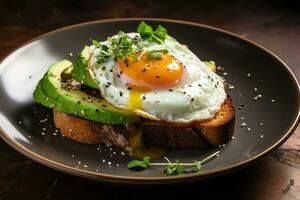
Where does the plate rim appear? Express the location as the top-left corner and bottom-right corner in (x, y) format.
(0, 17), (299, 184)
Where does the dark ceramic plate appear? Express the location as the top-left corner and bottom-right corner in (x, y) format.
(0, 18), (299, 184)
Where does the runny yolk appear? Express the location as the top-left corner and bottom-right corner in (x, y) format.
(117, 53), (184, 90)
(128, 88), (144, 110)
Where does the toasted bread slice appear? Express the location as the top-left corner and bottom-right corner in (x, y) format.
(53, 96), (235, 149)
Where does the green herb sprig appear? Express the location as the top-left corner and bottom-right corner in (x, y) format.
(137, 21), (168, 44)
(127, 151), (220, 175)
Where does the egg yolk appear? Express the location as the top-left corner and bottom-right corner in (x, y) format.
(117, 53), (184, 90)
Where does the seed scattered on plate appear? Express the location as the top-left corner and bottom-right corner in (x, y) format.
(259, 122), (264, 126)
(247, 73), (251, 78)
(253, 94), (262, 101)
(108, 161), (112, 165)
(18, 121), (23, 124)
(78, 161), (81, 164)
(83, 165), (88, 168)
(28, 135), (32, 138)
(271, 99), (275, 103)
(260, 134), (264, 138)
(254, 88), (258, 91)
(241, 117), (245, 120)
(69, 52), (73, 57)
(41, 132), (45, 136)
(223, 72), (228, 76)
(228, 85), (235, 90)
(52, 132), (58, 136)
(72, 154), (75, 158)
(247, 128), (251, 132)
(241, 122), (246, 127)
(231, 136), (235, 139)
(102, 159), (106, 163)
(40, 118), (48, 123)
(121, 152), (125, 156)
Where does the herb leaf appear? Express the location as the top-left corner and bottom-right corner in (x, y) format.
(127, 160), (148, 169)
(127, 156), (150, 169)
(137, 21), (153, 40)
(137, 21), (168, 44)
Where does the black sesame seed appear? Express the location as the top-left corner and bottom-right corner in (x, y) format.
(183, 91), (186, 94)
(127, 87), (132, 90)
(119, 91), (123, 96)
(156, 76), (160, 79)
(102, 104), (107, 107)
(77, 101), (81, 104)
(198, 84), (202, 87)
(105, 85), (109, 88)
(147, 64), (150, 67)
(143, 95), (146, 100)
(96, 109), (99, 112)
(120, 70), (123, 74)
(215, 85), (217, 88)
(191, 98), (194, 101)
(101, 66), (106, 71)
(82, 98), (86, 101)
(188, 84), (192, 87)
(117, 74), (120, 78)
(169, 89), (173, 92)
(142, 68), (146, 72)
(110, 69), (113, 72)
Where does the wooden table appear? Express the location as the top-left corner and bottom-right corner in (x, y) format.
(0, 1), (299, 199)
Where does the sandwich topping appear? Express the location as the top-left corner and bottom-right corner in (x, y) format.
(89, 22), (227, 123)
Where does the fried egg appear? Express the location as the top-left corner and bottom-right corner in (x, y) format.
(89, 33), (226, 123)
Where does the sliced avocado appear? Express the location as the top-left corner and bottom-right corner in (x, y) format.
(34, 60), (139, 124)
(71, 46), (98, 89)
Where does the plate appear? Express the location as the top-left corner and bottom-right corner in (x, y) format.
(0, 18), (299, 184)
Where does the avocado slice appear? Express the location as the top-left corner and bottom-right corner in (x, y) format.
(71, 46), (98, 89)
(34, 60), (139, 124)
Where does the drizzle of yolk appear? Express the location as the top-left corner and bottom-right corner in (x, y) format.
(128, 89), (143, 110)
(117, 53), (184, 90)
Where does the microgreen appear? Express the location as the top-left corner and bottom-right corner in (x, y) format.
(137, 21), (168, 44)
(146, 49), (169, 60)
(127, 151), (220, 176)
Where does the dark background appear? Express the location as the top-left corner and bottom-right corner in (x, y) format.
(0, 0), (299, 199)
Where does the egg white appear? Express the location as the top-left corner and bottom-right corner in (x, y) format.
(89, 33), (227, 123)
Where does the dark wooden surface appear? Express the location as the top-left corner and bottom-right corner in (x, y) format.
(0, 1), (299, 199)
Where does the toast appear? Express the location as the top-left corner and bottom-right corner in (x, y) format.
(53, 96), (235, 149)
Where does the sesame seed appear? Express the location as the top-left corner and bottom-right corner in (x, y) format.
(254, 88), (258, 91)
(241, 122), (246, 127)
(231, 136), (235, 139)
(156, 75), (160, 79)
(96, 109), (99, 112)
(259, 122), (264, 126)
(83, 165), (88, 168)
(121, 152), (125, 156)
(198, 84), (202, 87)
(120, 71), (123, 74)
(77, 101), (81, 104)
(271, 99), (275, 103)
(169, 89), (173, 92)
(241, 117), (245, 120)
(81, 110), (85, 115)
(223, 72), (228, 76)
(127, 87), (132, 90)
(142, 68), (146, 72)
(119, 91), (123, 96)
(110, 69), (113, 72)
(41, 132), (45, 136)
(69, 52), (73, 57)
(101, 66), (106, 71)
(102, 105), (107, 107)
(108, 161), (112, 165)
(247, 128), (251, 132)
(247, 73), (251, 78)
(183, 91), (186, 94)
(78, 161), (81, 164)
(102, 159), (106, 163)
(117, 74), (120, 78)
(228, 85), (235, 90)
(18, 121), (23, 124)
(260, 135), (264, 138)
(191, 98), (194, 102)
(142, 95), (146, 100)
